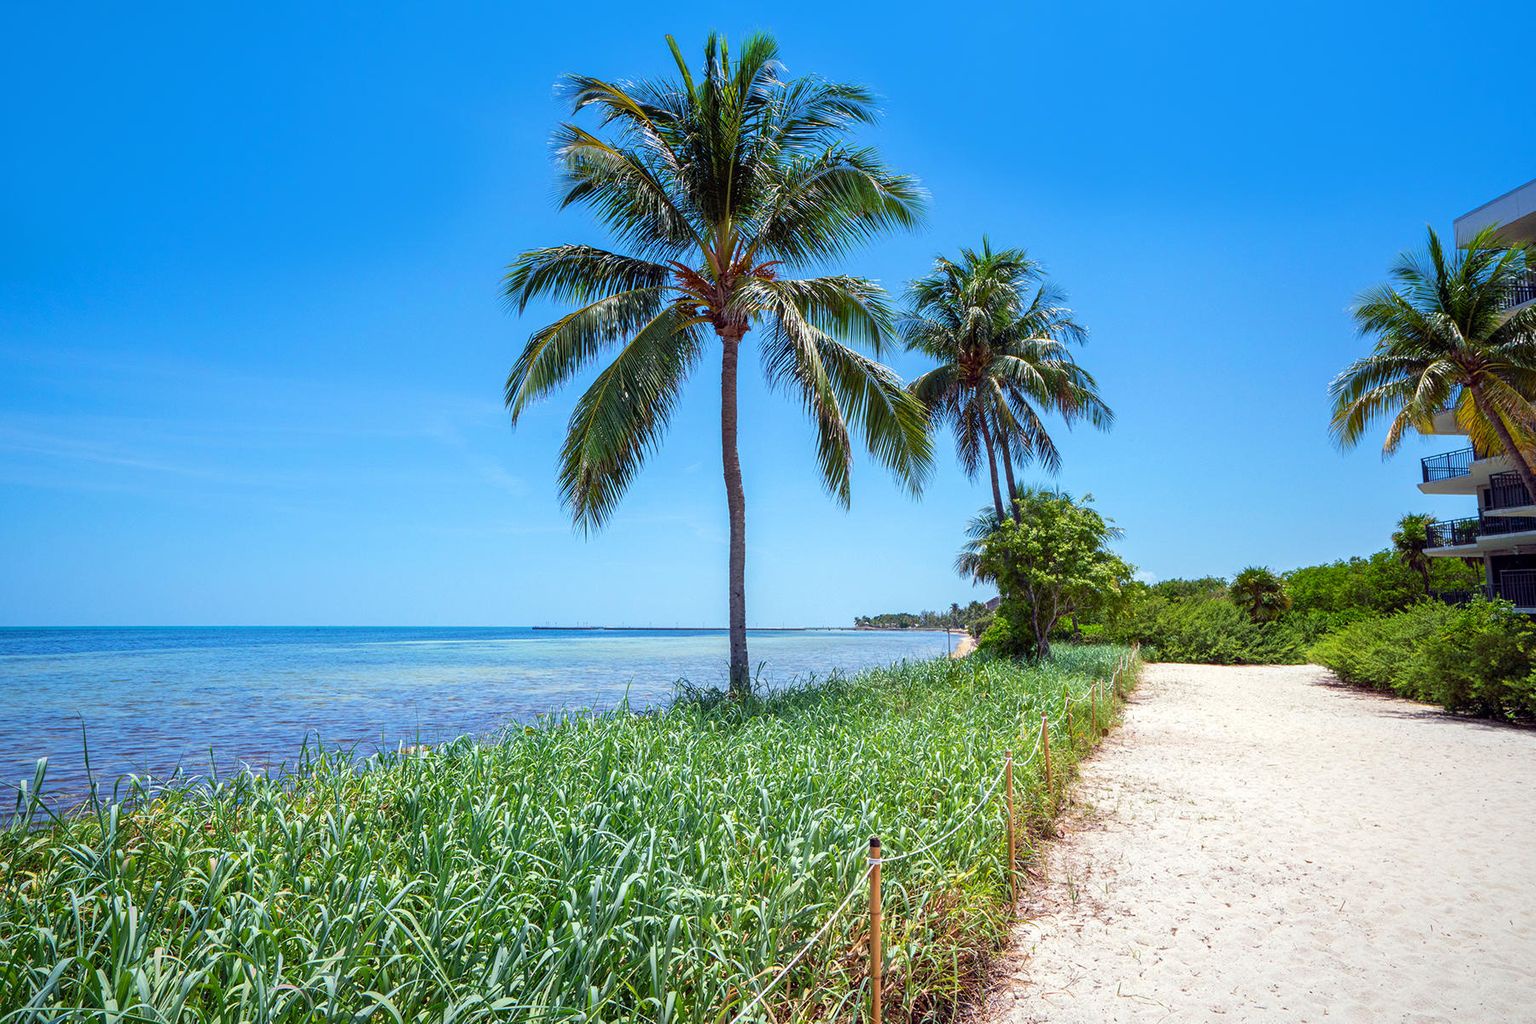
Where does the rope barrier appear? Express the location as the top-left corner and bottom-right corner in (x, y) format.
(724, 651), (1136, 1024)
(1014, 728), (1044, 767)
(724, 865), (873, 1024)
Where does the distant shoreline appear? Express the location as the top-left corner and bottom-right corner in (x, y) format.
(530, 625), (952, 632)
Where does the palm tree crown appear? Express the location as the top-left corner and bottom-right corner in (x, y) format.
(1331, 225), (1536, 498)
(1229, 566), (1290, 623)
(901, 241), (1111, 521)
(503, 33), (932, 696)
(1391, 512), (1436, 596)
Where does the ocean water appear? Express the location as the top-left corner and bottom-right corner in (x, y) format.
(0, 626), (951, 804)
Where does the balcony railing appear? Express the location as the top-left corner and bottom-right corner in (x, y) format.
(1426, 516), (1482, 547)
(1486, 471), (1534, 511)
(1426, 514), (1536, 546)
(1479, 515), (1536, 537)
(1432, 577), (1536, 609)
(1504, 270), (1536, 311)
(1421, 446), (1475, 482)
(1495, 570), (1536, 609)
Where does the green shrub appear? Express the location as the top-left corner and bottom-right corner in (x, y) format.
(1286, 551), (1482, 616)
(1105, 595), (1327, 665)
(1308, 601), (1454, 691)
(977, 609), (1022, 657)
(1310, 599), (1536, 720)
(1403, 601), (1536, 717)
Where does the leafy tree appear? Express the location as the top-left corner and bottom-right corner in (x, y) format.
(504, 33), (932, 696)
(1150, 577), (1228, 600)
(1286, 549), (1483, 616)
(1331, 226), (1536, 499)
(902, 241), (1110, 522)
(961, 489), (1129, 658)
(1229, 566), (1290, 623)
(1391, 513), (1436, 596)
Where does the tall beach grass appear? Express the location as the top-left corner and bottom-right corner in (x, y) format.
(1, 646), (1135, 1023)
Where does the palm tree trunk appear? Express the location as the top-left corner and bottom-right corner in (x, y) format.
(999, 436), (1021, 523)
(721, 329), (750, 698)
(1469, 383), (1536, 506)
(979, 419), (1006, 522)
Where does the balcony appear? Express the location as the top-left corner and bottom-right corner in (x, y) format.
(1504, 270), (1536, 311)
(1426, 516), (1481, 547)
(1421, 446), (1474, 483)
(1485, 471), (1534, 511)
(1431, 572), (1536, 610)
(1496, 569), (1536, 609)
(1425, 514), (1536, 548)
(1480, 514), (1536, 537)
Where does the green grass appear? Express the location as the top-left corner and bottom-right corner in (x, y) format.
(1, 646), (1136, 1024)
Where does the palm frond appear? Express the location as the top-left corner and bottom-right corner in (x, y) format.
(1335, 226), (1536, 457)
(558, 309), (704, 529)
(506, 287), (668, 424)
(761, 288), (931, 500)
(504, 245), (670, 312)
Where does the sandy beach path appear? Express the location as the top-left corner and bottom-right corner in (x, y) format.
(982, 662), (1536, 1024)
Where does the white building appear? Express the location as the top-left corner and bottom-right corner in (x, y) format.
(1421, 177), (1536, 609)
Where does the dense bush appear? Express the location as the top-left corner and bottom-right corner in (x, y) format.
(1093, 546), (1487, 669)
(977, 603), (1023, 657)
(1105, 594), (1337, 665)
(1307, 600), (1454, 688)
(1311, 599), (1536, 719)
(1285, 551), (1480, 616)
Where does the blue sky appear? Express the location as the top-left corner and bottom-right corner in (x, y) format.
(2, 2), (1532, 626)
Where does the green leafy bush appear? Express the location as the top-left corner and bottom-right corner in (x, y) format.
(1093, 546), (1485, 670)
(1104, 595), (1336, 665)
(1286, 551), (1481, 616)
(977, 605), (1024, 657)
(1310, 599), (1536, 720)
(1408, 601), (1536, 715)
(959, 490), (1130, 659)
(1308, 601), (1455, 690)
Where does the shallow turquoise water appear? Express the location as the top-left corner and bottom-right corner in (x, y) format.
(0, 626), (950, 803)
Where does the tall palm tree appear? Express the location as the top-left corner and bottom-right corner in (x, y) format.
(902, 241), (1111, 522)
(1331, 226), (1536, 500)
(1392, 512), (1435, 596)
(504, 34), (932, 697)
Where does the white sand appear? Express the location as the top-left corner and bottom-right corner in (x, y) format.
(950, 632), (978, 659)
(983, 663), (1536, 1024)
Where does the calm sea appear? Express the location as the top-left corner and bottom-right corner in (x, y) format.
(0, 626), (950, 804)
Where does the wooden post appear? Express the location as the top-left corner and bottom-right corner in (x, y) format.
(869, 836), (882, 1024)
(1040, 712), (1053, 793)
(1004, 751), (1016, 902)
